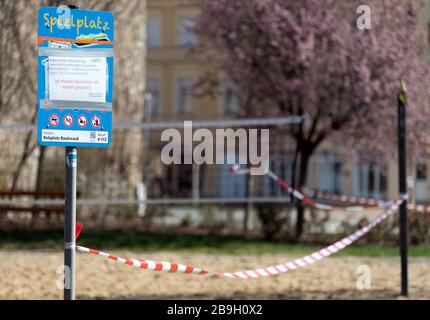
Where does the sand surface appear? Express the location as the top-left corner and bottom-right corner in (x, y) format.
(0, 250), (429, 299)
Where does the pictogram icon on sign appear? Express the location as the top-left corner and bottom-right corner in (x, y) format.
(91, 115), (101, 128)
(78, 115), (88, 128)
(64, 114), (74, 127)
(49, 114), (59, 127)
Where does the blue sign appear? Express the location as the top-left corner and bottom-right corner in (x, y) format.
(37, 7), (114, 148)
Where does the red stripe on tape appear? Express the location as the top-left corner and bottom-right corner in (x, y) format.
(169, 264), (178, 273)
(125, 259), (134, 266)
(155, 262), (163, 271)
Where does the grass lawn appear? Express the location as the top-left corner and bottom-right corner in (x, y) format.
(0, 229), (429, 257)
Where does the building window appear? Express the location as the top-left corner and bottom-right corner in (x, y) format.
(146, 78), (160, 116)
(417, 163), (427, 180)
(221, 79), (240, 115)
(428, 10), (430, 43)
(333, 161), (342, 193)
(416, 163), (428, 203)
(177, 17), (196, 47)
(147, 16), (161, 48)
(165, 164), (193, 198)
(317, 153), (341, 193)
(428, 22), (430, 43)
(354, 163), (386, 199)
(218, 159), (246, 198)
(176, 78), (193, 114)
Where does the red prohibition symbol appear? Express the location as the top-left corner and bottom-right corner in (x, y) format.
(91, 115), (101, 129)
(64, 114), (74, 127)
(49, 114), (59, 127)
(78, 115), (88, 128)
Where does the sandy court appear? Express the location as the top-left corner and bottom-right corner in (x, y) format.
(0, 250), (429, 300)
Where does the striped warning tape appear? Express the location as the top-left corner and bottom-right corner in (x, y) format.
(304, 189), (430, 214)
(229, 165), (422, 213)
(302, 188), (386, 207)
(281, 180), (429, 215)
(77, 246), (215, 276)
(76, 199), (402, 279)
(229, 165), (361, 211)
(407, 203), (430, 213)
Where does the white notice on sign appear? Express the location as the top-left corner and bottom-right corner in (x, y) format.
(48, 56), (107, 103)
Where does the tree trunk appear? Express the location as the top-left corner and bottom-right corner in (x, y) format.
(290, 139), (300, 208)
(30, 146), (46, 226)
(35, 146), (46, 194)
(0, 0), (4, 114)
(11, 111), (38, 191)
(294, 149), (311, 242)
(11, 135), (37, 191)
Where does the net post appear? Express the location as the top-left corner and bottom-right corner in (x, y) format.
(397, 80), (408, 297)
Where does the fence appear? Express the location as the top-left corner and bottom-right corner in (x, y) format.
(0, 116), (308, 230)
(0, 115), (426, 236)
(0, 116), (303, 200)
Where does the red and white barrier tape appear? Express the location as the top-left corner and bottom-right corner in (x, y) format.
(231, 165), (429, 215)
(407, 203), (430, 213)
(302, 188), (387, 207)
(76, 199), (402, 279)
(77, 245), (215, 276)
(229, 165), (355, 211)
(303, 190), (430, 214)
(229, 165), (423, 213)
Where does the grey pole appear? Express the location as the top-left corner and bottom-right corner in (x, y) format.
(63, 4), (78, 301)
(64, 147), (77, 300)
(397, 81), (408, 297)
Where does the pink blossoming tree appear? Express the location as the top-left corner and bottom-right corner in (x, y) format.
(195, 0), (430, 240)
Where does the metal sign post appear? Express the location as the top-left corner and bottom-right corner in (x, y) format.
(64, 147), (77, 299)
(397, 81), (408, 297)
(37, 6), (115, 300)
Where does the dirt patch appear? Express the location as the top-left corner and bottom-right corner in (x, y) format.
(0, 250), (429, 299)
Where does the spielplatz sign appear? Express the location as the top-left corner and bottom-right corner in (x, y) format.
(36, 5), (115, 300)
(37, 6), (114, 148)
